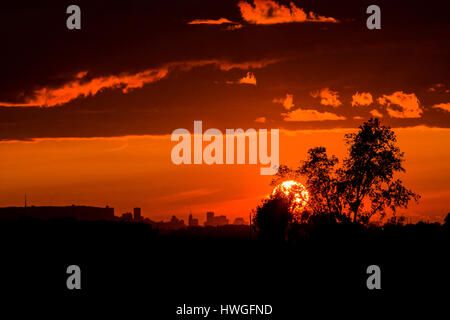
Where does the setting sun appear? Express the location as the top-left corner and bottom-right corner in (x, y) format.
(272, 180), (310, 216)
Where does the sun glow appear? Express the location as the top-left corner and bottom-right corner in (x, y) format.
(272, 180), (310, 216)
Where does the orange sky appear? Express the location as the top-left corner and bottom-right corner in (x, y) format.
(1, 127), (448, 223)
(0, 1), (449, 223)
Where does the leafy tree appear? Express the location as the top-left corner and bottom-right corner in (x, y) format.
(340, 118), (419, 222)
(270, 118), (420, 224)
(298, 147), (346, 221)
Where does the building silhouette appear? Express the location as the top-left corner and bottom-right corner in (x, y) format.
(188, 214), (199, 226)
(233, 217), (246, 225)
(0, 205), (114, 221)
(204, 211), (228, 227)
(133, 207), (142, 222)
(156, 215), (186, 230)
(121, 212), (133, 221)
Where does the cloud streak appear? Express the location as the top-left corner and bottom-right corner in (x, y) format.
(370, 109), (383, 118)
(0, 69), (169, 108)
(282, 108), (345, 122)
(273, 93), (294, 110)
(276, 93), (344, 121)
(432, 102), (450, 112)
(188, 18), (236, 25)
(188, 18), (243, 30)
(0, 60), (278, 108)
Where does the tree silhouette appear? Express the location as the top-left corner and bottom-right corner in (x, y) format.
(444, 213), (450, 229)
(341, 118), (420, 222)
(299, 147), (346, 222)
(252, 196), (293, 242)
(271, 118), (420, 224)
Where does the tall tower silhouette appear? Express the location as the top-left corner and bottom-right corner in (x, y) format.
(249, 211), (252, 240)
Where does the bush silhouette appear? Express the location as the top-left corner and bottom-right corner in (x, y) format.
(252, 196), (293, 242)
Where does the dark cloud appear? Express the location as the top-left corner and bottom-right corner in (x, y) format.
(0, 0), (449, 140)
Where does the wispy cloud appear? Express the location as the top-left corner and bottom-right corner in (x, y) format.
(282, 107), (345, 122)
(370, 109), (383, 118)
(311, 88), (342, 107)
(427, 83), (446, 93)
(188, 18), (243, 30)
(432, 102), (450, 112)
(351, 92), (373, 107)
(273, 93), (294, 110)
(277, 93), (345, 121)
(255, 116), (266, 123)
(216, 58), (281, 71)
(377, 91), (422, 118)
(238, 0), (338, 24)
(0, 69), (169, 108)
(188, 18), (236, 25)
(0, 59), (278, 108)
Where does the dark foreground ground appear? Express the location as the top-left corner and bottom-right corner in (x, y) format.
(1, 218), (448, 318)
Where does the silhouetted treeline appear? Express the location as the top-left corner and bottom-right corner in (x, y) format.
(1, 214), (447, 244)
(0, 215), (448, 318)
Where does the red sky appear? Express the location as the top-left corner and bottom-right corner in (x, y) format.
(0, 0), (449, 222)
